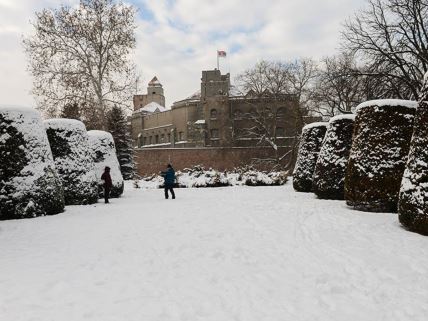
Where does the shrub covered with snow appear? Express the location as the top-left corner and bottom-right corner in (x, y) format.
(293, 122), (328, 192)
(88, 130), (124, 198)
(313, 114), (355, 200)
(398, 89), (428, 234)
(0, 106), (64, 219)
(345, 100), (416, 212)
(139, 165), (288, 189)
(45, 119), (98, 205)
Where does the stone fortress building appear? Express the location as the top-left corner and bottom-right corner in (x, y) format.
(131, 69), (308, 150)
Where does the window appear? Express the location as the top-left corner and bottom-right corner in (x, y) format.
(276, 127), (285, 137)
(155, 135), (159, 144)
(276, 107), (285, 118)
(234, 109), (242, 119)
(178, 132), (184, 141)
(149, 136), (152, 145)
(210, 109), (218, 119)
(167, 133), (171, 142)
(143, 137), (147, 146)
(210, 129), (219, 139)
(161, 134), (165, 142)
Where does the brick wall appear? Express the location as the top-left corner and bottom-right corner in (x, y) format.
(134, 147), (291, 175)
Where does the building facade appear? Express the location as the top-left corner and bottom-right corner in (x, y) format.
(130, 69), (311, 149)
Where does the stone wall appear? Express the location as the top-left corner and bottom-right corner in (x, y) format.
(134, 146), (291, 175)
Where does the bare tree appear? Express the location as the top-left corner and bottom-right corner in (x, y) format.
(23, 0), (137, 129)
(234, 59), (318, 170)
(343, 0), (428, 100)
(313, 53), (367, 116)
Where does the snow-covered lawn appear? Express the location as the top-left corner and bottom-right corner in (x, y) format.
(1, 183), (428, 321)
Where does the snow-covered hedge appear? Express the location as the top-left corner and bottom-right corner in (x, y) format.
(345, 100), (416, 212)
(140, 166), (288, 188)
(88, 130), (124, 198)
(398, 97), (428, 234)
(0, 106), (64, 219)
(293, 122), (328, 192)
(45, 119), (98, 205)
(313, 114), (355, 200)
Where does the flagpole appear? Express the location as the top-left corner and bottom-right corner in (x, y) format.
(217, 51), (219, 70)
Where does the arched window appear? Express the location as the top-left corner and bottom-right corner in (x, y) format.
(210, 129), (219, 138)
(210, 109), (218, 119)
(277, 107), (285, 117)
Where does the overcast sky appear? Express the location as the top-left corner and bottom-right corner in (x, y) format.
(0, 0), (366, 109)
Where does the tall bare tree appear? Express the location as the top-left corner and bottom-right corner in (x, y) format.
(343, 0), (428, 100)
(23, 0), (137, 129)
(313, 53), (367, 116)
(234, 59), (318, 170)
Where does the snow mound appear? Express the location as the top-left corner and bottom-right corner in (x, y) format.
(356, 99), (418, 113)
(329, 114), (356, 122)
(345, 101), (415, 212)
(293, 123), (327, 192)
(45, 119), (98, 205)
(313, 116), (355, 200)
(302, 122), (328, 130)
(88, 130), (124, 198)
(0, 106), (64, 219)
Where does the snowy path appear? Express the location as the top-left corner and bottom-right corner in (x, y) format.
(1, 183), (428, 321)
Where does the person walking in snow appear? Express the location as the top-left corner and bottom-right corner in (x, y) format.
(101, 166), (113, 204)
(161, 164), (176, 199)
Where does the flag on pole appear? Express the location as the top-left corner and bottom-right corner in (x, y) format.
(217, 50), (227, 57)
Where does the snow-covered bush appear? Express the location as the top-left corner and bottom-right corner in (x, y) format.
(139, 165), (288, 188)
(293, 122), (328, 192)
(177, 166), (229, 188)
(88, 130), (124, 198)
(345, 100), (417, 212)
(398, 85), (428, 234)
(45, 119), (98, 205)
(313, 114), (355, 200)
(0, 106), (64, 219)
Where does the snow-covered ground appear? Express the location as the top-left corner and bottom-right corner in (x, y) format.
(1, 183), (428, 321)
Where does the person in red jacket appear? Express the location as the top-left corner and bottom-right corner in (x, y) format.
(101, 166), (113, 204)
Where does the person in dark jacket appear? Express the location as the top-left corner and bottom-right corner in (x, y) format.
(101, 166), (113, 203)
(161, 164), (176, 199)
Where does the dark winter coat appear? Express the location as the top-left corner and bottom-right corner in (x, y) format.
(101, 171), (113, 188)
(162, 168), (176, 186)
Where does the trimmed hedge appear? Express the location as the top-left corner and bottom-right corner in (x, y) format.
(0, 106), (64, 219)
(398, 97), (428, 234)
(45, 119), (98, 205)
(293, 122), (328, 192)
(88, 130), (124, 198)
(313, 114), (355, 200)
(345, 100), (416, 212)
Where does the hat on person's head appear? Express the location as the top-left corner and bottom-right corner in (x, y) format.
(167, 164), (172, 168)
(105, 166), (111, 171)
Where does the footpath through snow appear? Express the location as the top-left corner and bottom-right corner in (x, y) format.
(1, 183), (428, 320)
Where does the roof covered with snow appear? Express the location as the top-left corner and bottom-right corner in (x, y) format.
(134, 102), (170, 114)
(356, 99), (418, 113)
(148, 76), (162, 87)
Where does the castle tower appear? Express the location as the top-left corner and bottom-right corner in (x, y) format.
(201, 69), (230, 99)
(133, 76), (166, 110)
